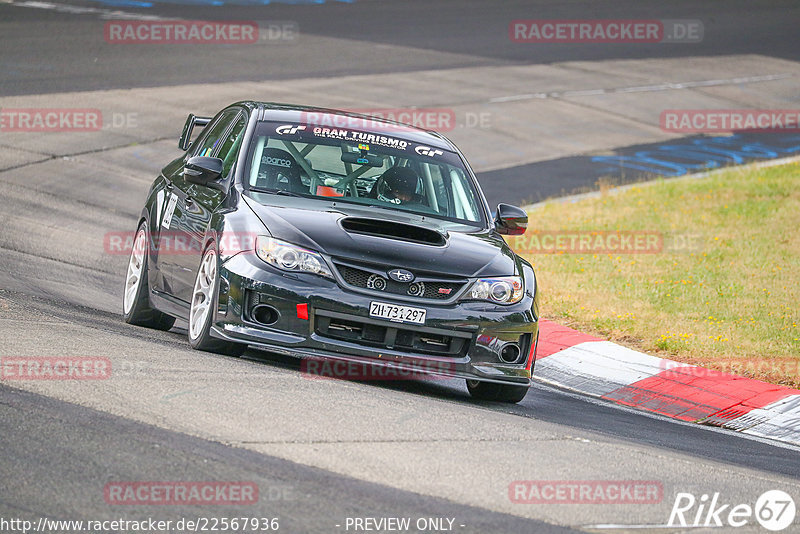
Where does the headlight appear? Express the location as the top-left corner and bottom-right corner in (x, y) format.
(255, 236), (333, 279)
(466, 276), (524, 304)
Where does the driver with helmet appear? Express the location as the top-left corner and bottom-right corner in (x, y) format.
(373, 166), (421, 205)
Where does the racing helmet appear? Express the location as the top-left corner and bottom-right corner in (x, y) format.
(376, 166), (420, 204)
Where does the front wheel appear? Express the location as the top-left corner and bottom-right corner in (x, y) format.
(466, 379), (529, 403)
(123, 222), (175, 330)
(188, 243), (246, 356)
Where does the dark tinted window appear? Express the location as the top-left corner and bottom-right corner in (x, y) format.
(194, 110), (238, 158)
(218, 114), (248, 176)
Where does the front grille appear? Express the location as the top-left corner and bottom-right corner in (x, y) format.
(335, 263), (465, 301)
(338, 265), (372, 288)
(315, 310), (472, 357)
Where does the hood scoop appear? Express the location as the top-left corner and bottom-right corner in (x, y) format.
(340, 217), (447, 246)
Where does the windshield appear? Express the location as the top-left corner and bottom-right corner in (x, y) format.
(243, 121), (487, 227)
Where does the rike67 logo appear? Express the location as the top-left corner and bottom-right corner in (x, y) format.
(669, 490), (796, 531)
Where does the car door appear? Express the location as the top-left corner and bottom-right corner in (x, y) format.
(154, 157), (199, 299)
(171, 109), (247, 303)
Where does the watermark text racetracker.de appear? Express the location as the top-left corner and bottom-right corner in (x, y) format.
(509, 480), (663, 504)
(104, 20), (298, 44)
(508, 230), (703, 255)
(104, 481), (258, 505)
(300, 109), (491, 133)
(1, 357), (110, 380)
(659, 359), (800, 380)
(301, 358), (456, 381)
(510, 19), (703, 43)
(661, 109), (800, 133)
(0, 108), (101, 132)
(0, 108), (138, 132)
(104, 230), (260, 256)
(0, 357), (188, 381)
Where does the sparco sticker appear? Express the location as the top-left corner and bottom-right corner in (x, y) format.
(262, 155), (292, 168)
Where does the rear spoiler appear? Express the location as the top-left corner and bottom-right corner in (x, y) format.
(178, 114), (212, 151)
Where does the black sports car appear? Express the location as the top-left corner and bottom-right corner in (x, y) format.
(123, 102), (539, 402)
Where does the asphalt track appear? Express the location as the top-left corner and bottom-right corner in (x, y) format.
(1, 1), (799, 532)
(2, 0), (799, 95)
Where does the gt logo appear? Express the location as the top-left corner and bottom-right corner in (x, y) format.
(415, 145), (444, 157)
(275, 124), (306, 135)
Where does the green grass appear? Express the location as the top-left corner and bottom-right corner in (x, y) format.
(510, 161), (800, 388)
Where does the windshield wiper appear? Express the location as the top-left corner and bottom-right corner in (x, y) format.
(365, 203), (405, 212)
(249, 187), (306, 198)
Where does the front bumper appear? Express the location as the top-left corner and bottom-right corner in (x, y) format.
(211, 252), (539, 385)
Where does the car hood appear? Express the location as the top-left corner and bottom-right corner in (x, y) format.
(242, 192), (517, 278)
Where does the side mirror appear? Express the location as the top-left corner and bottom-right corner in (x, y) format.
(494, 203), (528, 235)
(179, 114), (212, 151)
(184, 156), (224, 191)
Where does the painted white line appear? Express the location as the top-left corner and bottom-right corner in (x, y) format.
(490, 73), (793, 104)
(740, 395), (800, 444)
(669, 73), (792, 88)
(11, 0), (167, 20)
(585, 524), (712, 530)
(489, 93), (547, 103)
(537, 340), (691, 393)
(613, 83), (676, 94)
(531, 380), (800, 453)
(536, 325), (800, 445)
(559, 88), (606, 97)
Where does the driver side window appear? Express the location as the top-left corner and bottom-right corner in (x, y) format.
(217, 115), (248, 177)
(193, 110), (239, 158)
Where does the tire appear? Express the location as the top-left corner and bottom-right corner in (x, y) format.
(188, 242), (247, 356)
(123, 222), (176, 331)
(466, 379), (529, 403)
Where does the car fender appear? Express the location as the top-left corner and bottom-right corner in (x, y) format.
(205, 189), (268, 263)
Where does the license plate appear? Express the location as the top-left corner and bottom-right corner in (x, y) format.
(369, 301), (426, 325)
